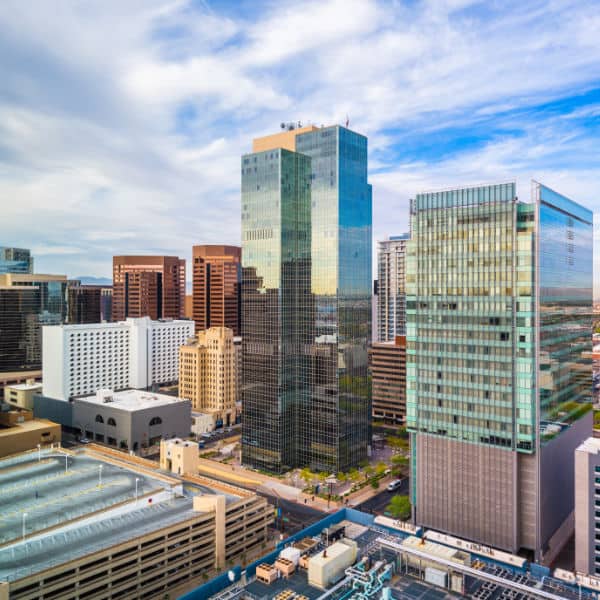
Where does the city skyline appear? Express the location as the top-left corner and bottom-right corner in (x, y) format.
(1, 1), (599, 294)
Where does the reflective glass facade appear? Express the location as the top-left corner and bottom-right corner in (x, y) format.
(0, 247), (32, 274)
(241, 149), (312, 472)
(0, 277), (68, 372)
(406, 181), (592, 556)
(296, 126), (372, 472)
(241, 126), (372, 473)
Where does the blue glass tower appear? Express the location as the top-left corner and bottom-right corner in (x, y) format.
(241, 125), (372, 473)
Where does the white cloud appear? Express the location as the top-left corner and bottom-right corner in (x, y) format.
(0, 0), (598, 288)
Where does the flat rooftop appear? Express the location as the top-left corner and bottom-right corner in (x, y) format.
(576, 437), (600, 455)
(0, 418), (57, 438)
(203, 514), (596, 600)
(5, 382), (42, 391)
(78, 388), (187, 411)
(0, 447), (241, 582)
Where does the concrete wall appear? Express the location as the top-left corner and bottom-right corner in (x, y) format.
(41, 326), (65, 400)
(33, 394), (73, 427)
(540, 411), (593, 561)
(0, 420), (61, 458)
(416, 433), (518, 552)
(575, 441), (594, 573)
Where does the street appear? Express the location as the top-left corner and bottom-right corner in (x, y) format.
(355, 478), (409, 515)
(258, 491), (326, 535)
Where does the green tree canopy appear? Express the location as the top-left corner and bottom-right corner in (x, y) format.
(386, 495), (411, 520)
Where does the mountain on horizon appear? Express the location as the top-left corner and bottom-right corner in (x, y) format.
(75, 276), (112, 286)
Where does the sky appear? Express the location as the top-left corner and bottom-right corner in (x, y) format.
(1, 0), (599, 291)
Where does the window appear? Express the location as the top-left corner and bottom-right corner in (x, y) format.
(107, 417), (117, 426)
(149, 416), (162, 426)
(95, 414), (104, 424)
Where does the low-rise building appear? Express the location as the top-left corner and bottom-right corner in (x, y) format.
(0, 408), (60, 457)
(191, 411), (214, 435)
(576, 437), (600, 575)
(0, 444), (272, 600)
(42, 316), (194, 401)
(72, 388), (191, 452)
(4, 380), (42, 410)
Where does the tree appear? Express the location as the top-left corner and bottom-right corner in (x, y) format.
(375, 461), (387, 476)
(364, 465), (375, 481)
(337, 472), (348, 483)
(386, 495), (411, 520)
(300, 468), (314, 484)
(391, 454), (409, 476)
(348, 468), (361, 483)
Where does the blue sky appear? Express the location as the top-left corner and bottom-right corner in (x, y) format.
(0, 0), (599, 291)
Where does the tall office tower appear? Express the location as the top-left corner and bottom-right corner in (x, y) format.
(112, 256), (185, 321)
(0, 273), (68, 372)
(0, 247), (33, 274)
(179, 327), (237, 428)
(370, 337), (406, 426)
(406, 182), (592, 562)
(575, 437), (600, 575)
(67, 281), (102, 324)
(100, 286), (113, 322)
(377, 234), (409, 342)
(241, 124), (372, 473)
(192, 245), (241, 335)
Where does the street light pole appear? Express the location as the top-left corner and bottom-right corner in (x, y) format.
(37, 444), (41, 462)
(64, 455), (68, 473)
(135, 477), (140, 504)
(98, 465), (103, 488)
(22, 513), (27, 540)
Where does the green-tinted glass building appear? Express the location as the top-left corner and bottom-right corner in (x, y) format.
(241, 125), (372, 473)
(406, 181), (592, 561)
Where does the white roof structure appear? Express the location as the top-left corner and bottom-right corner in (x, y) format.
(80, 388), (186, 412)
(576, 437), (600, 455)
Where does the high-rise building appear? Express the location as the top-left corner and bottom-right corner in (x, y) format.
(112, 256), (185, 321)
(377, 234), (409, 342)
(42, 317), (194, 401)
(370, 337), (406, 426)
(0, 247), (33, 274)
(67, 281), (102, 324)
(0, 273), (68, 372)
(575, 437), (600, 575)
(241, 124), (372, 473)
(179, 327), (236, 428)
(406, 181), (592, 562)
(192, 245), (241, 335)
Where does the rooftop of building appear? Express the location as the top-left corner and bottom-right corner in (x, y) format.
(0, 445), (244, 583)
(5, 381), (42, 391)
(576, 436), (600, 455)
(0, 418), (58, 438)
(48, 316), (193, 331)
(77, 388), (188, 411)
(188, 509), (597, 600)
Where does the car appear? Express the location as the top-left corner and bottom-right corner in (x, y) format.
(387, 479), (405, 492)
(78, 437), (90, 444)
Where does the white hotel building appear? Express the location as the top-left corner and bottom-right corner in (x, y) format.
(43, 317), (194, 401)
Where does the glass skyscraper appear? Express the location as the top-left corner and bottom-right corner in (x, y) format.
(0, 247), (33, 274)
(241, 125), (372, 473)
(0, 274), (68, 371)
(406, 181), (592, 561)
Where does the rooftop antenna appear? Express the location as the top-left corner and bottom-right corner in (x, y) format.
(345, 115), (350, 128)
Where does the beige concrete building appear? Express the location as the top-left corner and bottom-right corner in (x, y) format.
(4, 380), (42, 410)
(0, 409), (61, 457)
(160, 437), (200, 475)
(0, 370), (41, 402)
(0, 444), (272, 600)
(575, 437), (600, 575)
(179, 327), (236, 428)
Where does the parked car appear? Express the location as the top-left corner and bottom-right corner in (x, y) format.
(387, 479), (405, 492)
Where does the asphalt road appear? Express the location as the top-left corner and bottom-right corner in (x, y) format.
(258, 491), (326, 535)
(355, 478), (410, 515)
